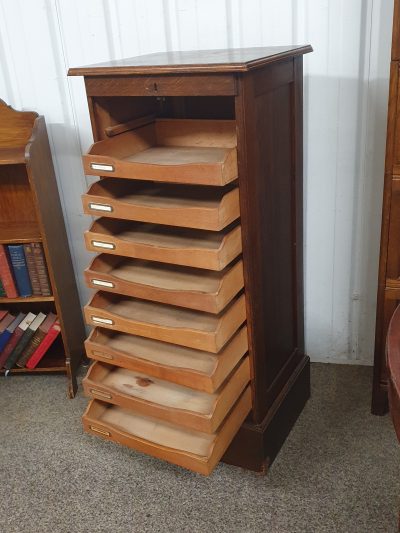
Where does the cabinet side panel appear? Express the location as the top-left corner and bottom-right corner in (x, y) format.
(236, 58), (306, 423)
(26, 117), (86, 397)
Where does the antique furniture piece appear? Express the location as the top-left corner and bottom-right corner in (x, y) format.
(69, 45), (312, 474)
(386, 303), (400, 529)
(373, 0), (400, 415)
(0, 100), (85, 397)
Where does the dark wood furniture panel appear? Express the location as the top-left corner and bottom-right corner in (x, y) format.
(373, 1), (400, 414)
(70, 45), (312, 473)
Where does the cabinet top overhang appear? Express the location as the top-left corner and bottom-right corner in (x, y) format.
(68, 45), (312, 77)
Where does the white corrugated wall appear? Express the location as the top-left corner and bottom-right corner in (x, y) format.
(0, 0), (394, 364)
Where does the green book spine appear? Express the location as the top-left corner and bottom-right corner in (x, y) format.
(16, 329), (46, 367)
(0, 278), (5, 297)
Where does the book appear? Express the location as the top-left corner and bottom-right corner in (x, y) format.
(17, 312), (57, 367)
(26, 319), (61, 369)
(32, 243), (51, 296)
(0, 310), (7, 322)
(0, 313), (14, 337)
(23, 244), (41, 296)
(0, 279), (5, 297)
(4, 313), (46, 370)
(0, 313), (13, 331)
(0, 313), (25, 356)
(0, 314), (16, 352)
(0, 313), (27, 368)
(2, 312), (36, 370)
(7, 245), (32, 297)
(4, 312), (45, 371)
(0, 245), (18, 298)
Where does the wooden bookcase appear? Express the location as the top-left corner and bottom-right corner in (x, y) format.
(0, 100), (85, 397)
(69, 45), (312, 474)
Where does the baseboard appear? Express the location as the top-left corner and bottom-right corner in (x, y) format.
(222, 355), (310, 472)
(310, 356), (373, 366)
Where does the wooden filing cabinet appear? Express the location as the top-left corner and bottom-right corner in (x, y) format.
(69, 45), (312, 475)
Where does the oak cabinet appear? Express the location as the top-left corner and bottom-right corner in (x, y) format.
(69, 45), (312, 474)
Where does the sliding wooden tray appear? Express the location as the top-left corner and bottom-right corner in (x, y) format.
(85, 326), (248, 393)
(82, 119), (238, 186)
(82, 179), (240, 231)
(84, 256), (244, 313)
(84, 219), (242, 271)
(83, 356), (249, 433)
(82, 386), (251, 475)
(84, 292), (246, 353)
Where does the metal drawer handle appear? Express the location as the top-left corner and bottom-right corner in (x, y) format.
(89, 202), (113, 213)
(90, 388), (112, 400)
(91, 278), (115, 288)
(91, 316), (114, 325)
(91, 241), (115, 250)
(89, 425), (111, 437)
(90, 163), (115, 172)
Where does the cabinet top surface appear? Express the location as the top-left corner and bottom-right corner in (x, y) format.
(68, 45), (312, 76)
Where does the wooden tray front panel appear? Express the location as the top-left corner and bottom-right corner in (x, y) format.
(82, 119), (238, 186)
(82, 179), (240, 231)
(82, 386), (251, 476)
(84, 219), (242, 271)
(83, 356), (250, 433)
(84, 292), (246, 353)
(84, 326), (248, 393)
(84, 256), (244, 313)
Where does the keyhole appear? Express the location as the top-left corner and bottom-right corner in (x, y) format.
(153, 82), (158, 92)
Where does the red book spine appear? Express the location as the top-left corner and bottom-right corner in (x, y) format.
(26, 320), (61, 369)
(0, 244), (18, 298)
(0, 328), (24, 368)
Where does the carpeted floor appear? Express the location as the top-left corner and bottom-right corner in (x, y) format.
(0, 363), (399, 533)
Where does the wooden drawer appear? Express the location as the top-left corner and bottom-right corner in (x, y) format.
(82, 386), (251, 476)
(82, 119), (238, 186)
(84, 74), (237, 97)
(84, 256), (244, 313)
(83, 356), (250, 433)
(84, 219), (242, 271)
(84, 326), (248, 393)
(84, 292), (246, 353)
(82, 179), (239, 231)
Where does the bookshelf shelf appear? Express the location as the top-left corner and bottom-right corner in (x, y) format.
(0, 146), (26, 165)
(0, 100), (85, 397)
(0, 364), (67, 374)
(0, 296), (55, 304)
(0, 222), (42, 244)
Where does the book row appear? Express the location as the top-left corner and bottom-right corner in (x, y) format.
(0, 310), (60, 371)
(0, 243), (52, 298)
